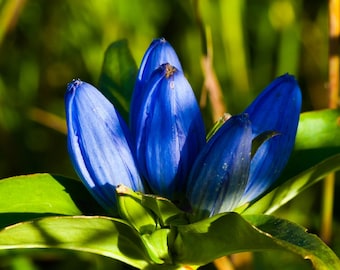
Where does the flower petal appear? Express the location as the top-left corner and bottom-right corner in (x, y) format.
(240, 74), (302, 203)
(134, 64), (205, 200)
(187, 114), (252, 219)
(130, 38), (182, 136)
(65, 79), (144, 212)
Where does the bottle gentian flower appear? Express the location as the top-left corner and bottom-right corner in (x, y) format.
(132, 63), (206, 200)
(187, 114), (252, 218)
(65, 38), (301, 222)
(65, 79), (144, 213)
(240, 74), (301, 204)
(130, 38), (182, 137)
(187, 74), (301, 218)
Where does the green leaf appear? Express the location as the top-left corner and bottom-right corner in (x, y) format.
(241, 154), (340, 214)
(98, 39), (137, 122)
(279, 109), (340, 182)
(295, 109), (340, 149)
(244, 215), (340, 269)
(0, 216), (155, 269)
(0, 173), (103, 228)
(171, 212), (340, 269)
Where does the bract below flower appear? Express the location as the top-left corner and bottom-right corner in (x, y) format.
(133, 63), (206, 200)
(65, 79), (144, 213)
(187, 114), (252, 219)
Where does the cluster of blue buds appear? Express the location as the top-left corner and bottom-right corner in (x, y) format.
(65, 38), (301, 219)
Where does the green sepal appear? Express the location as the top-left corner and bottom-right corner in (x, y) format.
(116, 185), (157, 235)
(141, 194), (189, 227)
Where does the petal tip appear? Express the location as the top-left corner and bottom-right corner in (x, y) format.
(66, 79), (83, 93)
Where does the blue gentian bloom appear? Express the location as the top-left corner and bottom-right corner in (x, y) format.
(187, 74), (301, 217)
(187, 114), (252, 218)
(240, 74), (301, 204)
(133, 63), (205, 200)
(65, 79), (144, 213)
(65, 38), (301, 220)
(130, 38), (182, 137)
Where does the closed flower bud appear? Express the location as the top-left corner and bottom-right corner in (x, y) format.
(65, 79), (144, 213)
(240, 74), (302, 204)
(134, 64), (205, 200)
(187, 114), (252, 219)
(130, 38), (182, 136)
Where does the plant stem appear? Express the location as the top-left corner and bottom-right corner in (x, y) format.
(321, 0), (340, 244)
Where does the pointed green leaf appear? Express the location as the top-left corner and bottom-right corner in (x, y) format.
(241, 154), (340, 214)
(0, 216), (155, 269)
(98, 39), (137, 122)
(244, 214), (340, 269)
(171, 213), (340, 269)
(0, 173), (103, 228)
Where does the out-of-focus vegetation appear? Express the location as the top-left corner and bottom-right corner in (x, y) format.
(0, 0), (335, 269)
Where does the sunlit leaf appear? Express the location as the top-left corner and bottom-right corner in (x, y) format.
(279, 109), (340, 182)
(0, 216), (156, 269)
(98, 39), (137, 122)
(240, 154), (340, 214)
(0, 173), (103, 228)
(172, 212), (340, 269)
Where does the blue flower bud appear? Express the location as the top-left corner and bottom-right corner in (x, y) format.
(240, 74), (302, 204)
(65, 79), (144, 213)
(130, 38), (182, 136)
(187, 114), (252, 218)
(134, 64), (205, 200)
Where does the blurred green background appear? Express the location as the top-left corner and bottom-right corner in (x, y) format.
(0, 0), (335, 269)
